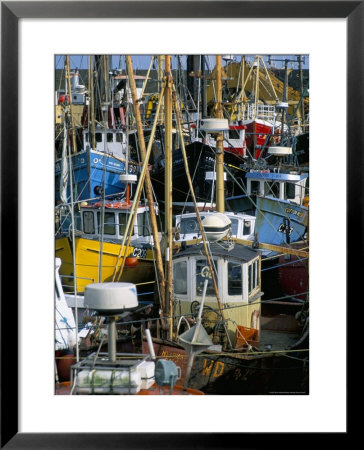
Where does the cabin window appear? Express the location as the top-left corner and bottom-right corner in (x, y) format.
(85, 132), (89, 142)
(195, 259), (216, 297)
(173, 261), (188, 295)
(180, 217), (204, 235)
(97, 212), (115, 235)
(116, 133), (123, 143)
(251, 181), (260, 195)
(228, 129), (239, 139)
(248, 260), (259, 293)
(265, 181), (280, 198)
(137, 212), (151, 237)
(248, 265), (252, 292)
(96, 133), (102, 143)
(230, 218), (239, 236)
(244, 220), (252, 235)
(285, 182), (296, 200)
(119, 212), (134, 236)
(83, 211), (95, 234)
(107, 133), (113, 143)
(228, 262), (242, 296)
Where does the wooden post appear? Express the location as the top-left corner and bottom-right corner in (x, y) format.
(125, 55), (166, 313)
(164, 55), (174, 338)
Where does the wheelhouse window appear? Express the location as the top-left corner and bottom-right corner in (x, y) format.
(251, 181), (260, 195)
(119, 212), (134, 236)
(230, 218), (239, 236)
(195, 259), (216, 296)
(83, 211), (95, 234)
(243, 220), (252, 235)
(228, 129), (239, 139)
(265, 181), (280, 198)
(285, 182), (296, 200)
(97, 212), (115, 235)
(228, 262), (242, 296)
(95, 132), (102, 143)
(173, 261), (188, 295)
(107, 133), (113, 143)
(137, 212), (151, 237)
(116, 133), (123, 143)
(180, 216), (204, 235)
(248, 259), (259, 294)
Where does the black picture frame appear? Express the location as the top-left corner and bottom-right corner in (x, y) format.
(1, 1), (356, 448)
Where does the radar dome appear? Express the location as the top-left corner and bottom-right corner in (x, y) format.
(201, 213), (231, 241)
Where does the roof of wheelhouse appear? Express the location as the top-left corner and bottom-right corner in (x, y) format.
(175, 242), (259, 263)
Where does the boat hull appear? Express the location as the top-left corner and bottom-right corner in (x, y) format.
(254, 196), (308, 247)
(140, 338), (308, 395)
(55, 236), (156, 299)
(55, 150), (137, 203)
(278, 243), (309, 300)
(151, 141), (246, 205)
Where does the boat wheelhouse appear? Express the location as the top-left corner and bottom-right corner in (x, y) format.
(172, 242), (262, 348)
(191, 122), (247, 157)
(174, 210), (256, 242)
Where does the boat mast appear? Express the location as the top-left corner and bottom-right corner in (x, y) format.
(298, 55), (305, 126)
(65, 56), (77, 154)
(215, 55), (225, 213)
(164, 55), (174, 338)
(89, 55), (96, 150)
(157, 56), (165, 123)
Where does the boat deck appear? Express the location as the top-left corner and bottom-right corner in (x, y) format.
(258, 329), (301, 352)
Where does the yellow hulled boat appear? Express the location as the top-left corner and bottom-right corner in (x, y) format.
(55, 200), (159, 297)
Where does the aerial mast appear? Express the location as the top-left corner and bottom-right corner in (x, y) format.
(215, 55), (225, 213)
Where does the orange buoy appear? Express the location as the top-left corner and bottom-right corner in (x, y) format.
(125, 257), (138, 267)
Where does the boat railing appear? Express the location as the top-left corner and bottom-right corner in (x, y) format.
(60, 274), (94, 292)
(242, 103), (276, 121)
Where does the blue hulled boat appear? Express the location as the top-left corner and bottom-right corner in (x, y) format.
(55, 127), (139, 204)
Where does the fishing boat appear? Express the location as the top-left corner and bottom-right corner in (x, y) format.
(55, 56), (145, 205)
(55, 198), (159, 300)
(55, 126), (139, 204)
(145, 240), (308, 394)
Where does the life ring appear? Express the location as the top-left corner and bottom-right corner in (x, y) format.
(251, 310), (260, 332)
(93, 201), (130, 209)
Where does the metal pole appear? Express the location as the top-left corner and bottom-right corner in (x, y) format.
(183, 279), (208, 391)
(108, 316), (116, 362)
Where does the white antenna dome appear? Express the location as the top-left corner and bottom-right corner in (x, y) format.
(202, 213), (231, 241)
